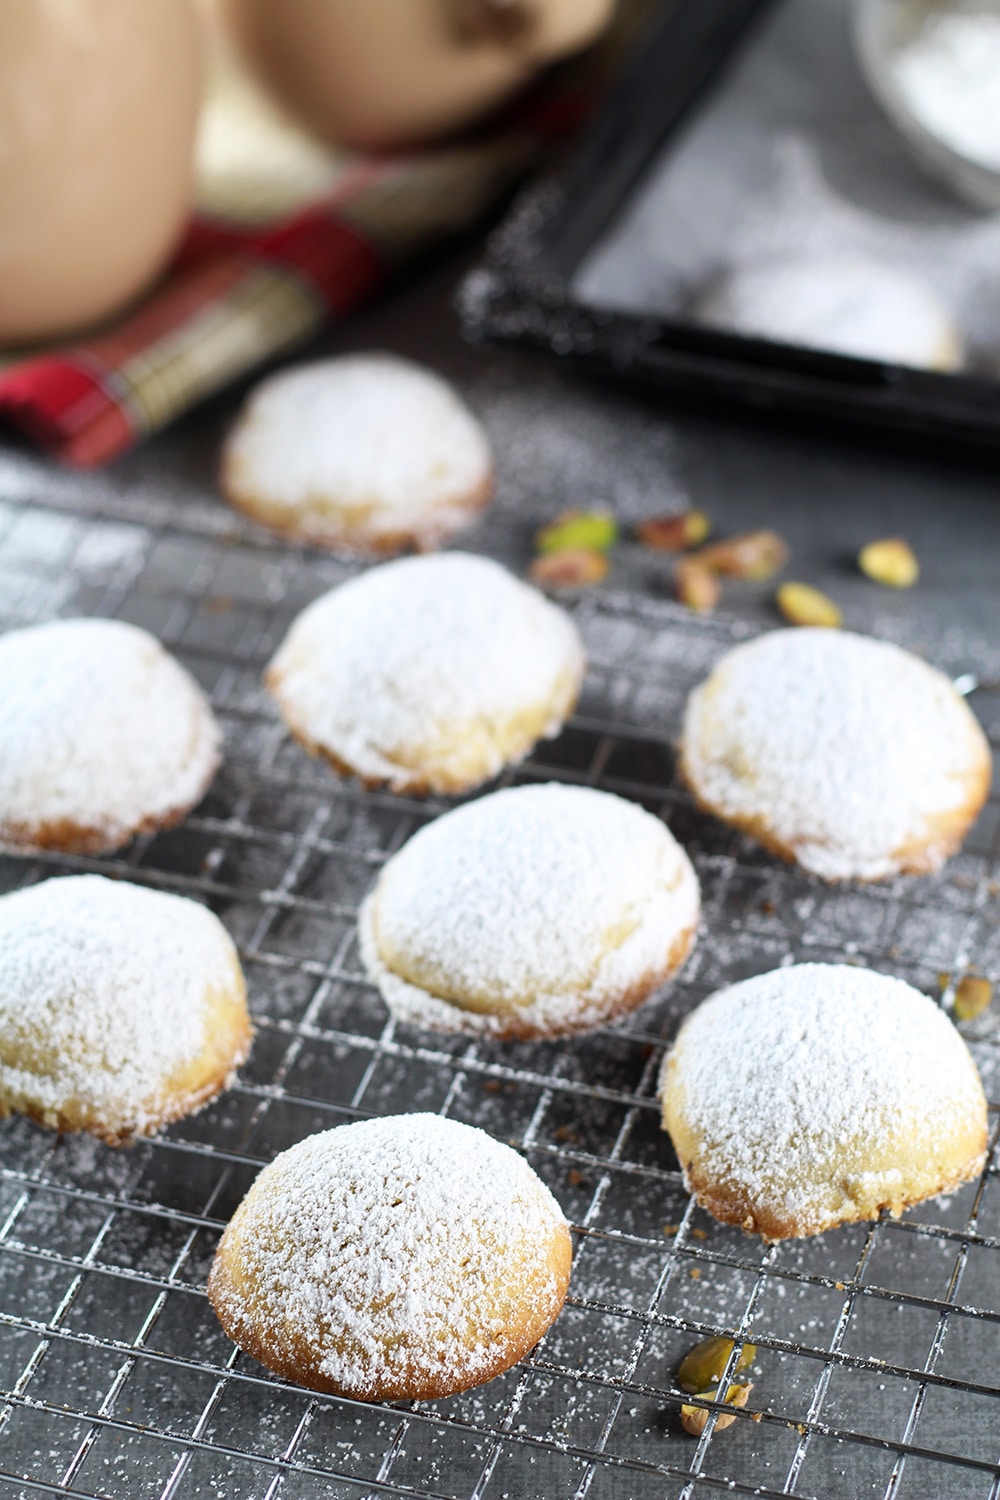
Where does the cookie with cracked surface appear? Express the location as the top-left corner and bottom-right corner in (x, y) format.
(360, 781), (699, 1039)
(694, 254), (963, 371)
(221, 353), (493, 554)
(0, 617), (220, 855)
(680, 627), (991, 881)
(0, 875), (252, 1144)
(660, 963), (988, 1241)
(266, 552), (584, 796)
(208, 1113), (572, 1401)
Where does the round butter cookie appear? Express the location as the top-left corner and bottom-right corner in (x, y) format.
(660, 963), (988, 1241)
(0, 617), (220, 855)
(680, 627), (991, 881)
(0, 875), (251, 1144)
(207, 1113), (572, 1401)
(266, 552), (585, 795)
(359, 782), (699, 1039)
(694, 254), (963, 371)
(220, 353), (493, 553)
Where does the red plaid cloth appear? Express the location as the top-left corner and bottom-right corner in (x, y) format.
(0, 3), (654, 469)
(0, 137), (536, 468)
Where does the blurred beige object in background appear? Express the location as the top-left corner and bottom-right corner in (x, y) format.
(0, 0), (201, 346)
(218, 0), (615, 150)
(195, 0), (343, 224)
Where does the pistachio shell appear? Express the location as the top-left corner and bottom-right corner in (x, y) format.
(536, 510), (618, 555)
(678, 1335), (755, 1394)
(700, 530), (788, 580)
(680, 1381), (753, 1436)
(954, 975), (992, 1022)
(675, 558), (720, 613)
(529, 548), (608, 588)
(637, 510), (711, 552)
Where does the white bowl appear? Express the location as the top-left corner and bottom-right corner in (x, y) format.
(851, 0), (1000, 211)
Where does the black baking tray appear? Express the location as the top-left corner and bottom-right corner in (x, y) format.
(459, 0), (1000, 449)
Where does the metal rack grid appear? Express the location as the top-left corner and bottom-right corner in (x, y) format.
(0, 478), (998, 1500)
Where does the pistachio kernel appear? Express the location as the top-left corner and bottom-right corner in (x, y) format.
(680, 1382), (754, 1437)
(699, 529), (789, 580)
(529, 548), (608, 589)
(678, 1335), (756, 1394)
(954, 975), (993, 1022)
(637, 510), (711, 552)
(858, 537), (919, 589)
(675, 558), (720, 613)
(536, 510), (618, 555)
(776, 581), (843, 628)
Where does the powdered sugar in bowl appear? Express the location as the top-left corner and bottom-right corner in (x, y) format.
(852, 0), (1000, 210)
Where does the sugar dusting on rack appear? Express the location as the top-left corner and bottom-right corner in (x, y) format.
(0, 481), (998, 1495)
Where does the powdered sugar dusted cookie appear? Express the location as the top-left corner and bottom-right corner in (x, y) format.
(221, 353), (493, 553)
(0, 618), (220, 855)
(660, 963), (988, 1241)
(360, 782), (699, 1039)
(266, 552), (584, 795)
(694, 255), (963, 371)
(680, 628), (991, 881)
(208, 1113), (572, 1401)
(0, 875), (252, 1144)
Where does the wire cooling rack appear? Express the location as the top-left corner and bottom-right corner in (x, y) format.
(0, 476), (998, 1500)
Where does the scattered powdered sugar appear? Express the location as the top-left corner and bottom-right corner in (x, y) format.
(0, 875), (242, 1136)
(223, 353), (492, 528)
(72, 524), (149, 580)
(472, 366), (692, 525)
(661, 963), (986, 1232)
(0, 618), (220, 850)
(892, 2), (1000, 174)
(210, 1113), (569, 1398)
(360, 782), (699, 1036)
(682, 627), (990, 880)
(268, 553), (584, 790)
(694, 253), (961, 369)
